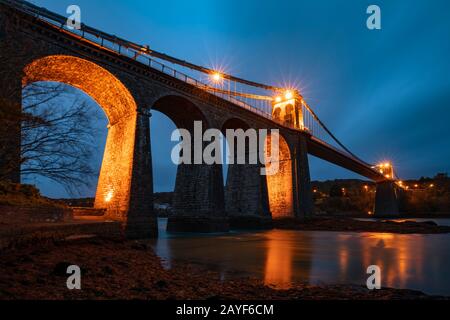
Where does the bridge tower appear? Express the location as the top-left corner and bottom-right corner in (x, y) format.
(272, 90), (303, 129)
(269, 90), (314, 219)
(373, 162), (401, 217)
(375, 162), (395, 180)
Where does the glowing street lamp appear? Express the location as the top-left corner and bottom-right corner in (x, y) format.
(285, 90), (294, 100)
(211, 72), (222, 82)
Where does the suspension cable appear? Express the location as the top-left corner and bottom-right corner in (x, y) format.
(300, 97), (363, 162)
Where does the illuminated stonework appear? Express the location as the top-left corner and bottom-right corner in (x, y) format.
(272, 96), (303, 129)
(375, 162), (395, 180)
(23, 55), (136, 125)
(23, 55), (138, 220)
(265, 134), (294, 218)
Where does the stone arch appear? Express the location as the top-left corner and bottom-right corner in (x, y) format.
(23, 55), (136, 125)
(265, 132), (294, 218)
(221, 117), (251, 131)
(151, 95), (226, 232)
(152, 94), (209, 131)
(23, 55), (139, 219)
(151, 95), (210, 167)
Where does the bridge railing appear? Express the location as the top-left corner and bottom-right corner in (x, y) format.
(82, 21), (276, 120)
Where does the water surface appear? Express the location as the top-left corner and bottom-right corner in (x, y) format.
(154, 218), (450, 295)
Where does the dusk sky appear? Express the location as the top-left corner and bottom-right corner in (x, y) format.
(26, 0), (450, 198)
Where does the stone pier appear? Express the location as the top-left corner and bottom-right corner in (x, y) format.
(168, 162), (227, 232)
(225, 161), (271, 229)
(374, 181), (400, 217)
(292, 135), (314, 219)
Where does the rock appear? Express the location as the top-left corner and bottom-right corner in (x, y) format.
(131, 286), (150, 293)
(51, 262), (74, 277)
(102, 266), (114, 275)
(18, 255), (33, 263)
(131, 242), (148, 251)
(155, 280), (167, 289)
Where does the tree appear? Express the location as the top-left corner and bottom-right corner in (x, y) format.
(0, 96), (21, 181)
(1, 82), (100, 194)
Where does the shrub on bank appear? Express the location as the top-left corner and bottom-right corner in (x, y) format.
(0, 180), (64, 208)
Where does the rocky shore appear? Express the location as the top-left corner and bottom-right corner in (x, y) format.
(0, 238), (445, 300)
(273, 217), (450, 234)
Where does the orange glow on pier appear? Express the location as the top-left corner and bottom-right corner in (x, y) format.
(266, 134), (294, 218)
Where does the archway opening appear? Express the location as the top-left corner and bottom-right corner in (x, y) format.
(21, 81), (108, 200)
(150, 110), (178, 192)
(265, 133), (294, 218)
(22, 55), (138, 217)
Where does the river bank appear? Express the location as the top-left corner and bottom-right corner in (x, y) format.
(273, 217), (450, 234)
(0, 237), (446, 300)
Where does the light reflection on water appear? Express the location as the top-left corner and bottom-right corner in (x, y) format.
(355, 218), (450, 226)
(154, 218), (450, 295)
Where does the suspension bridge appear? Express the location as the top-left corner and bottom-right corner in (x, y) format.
(0, 0), (403, 237)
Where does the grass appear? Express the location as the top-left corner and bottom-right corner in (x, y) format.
(0, 181), (65, 208)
